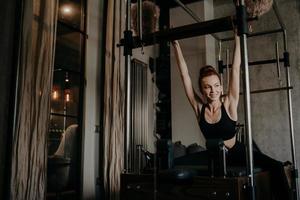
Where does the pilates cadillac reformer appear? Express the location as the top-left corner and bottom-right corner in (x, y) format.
(119, 0), (299, 199)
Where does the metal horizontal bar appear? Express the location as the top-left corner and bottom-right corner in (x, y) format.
(57, 20), (87, 37)
(222, 58), (284, 69)
(54, 68), (81, 74)
(249, 58), (284, 66)
(119, 16), (233, 48)
(239, 86), (293, 95)
(221, 28), (284, 42)
(50, 113), (78, 118)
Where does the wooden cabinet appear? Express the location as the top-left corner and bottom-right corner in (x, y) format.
(121, 172), (271, 200)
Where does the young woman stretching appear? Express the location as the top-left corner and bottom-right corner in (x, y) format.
(172, 33), (290, 199)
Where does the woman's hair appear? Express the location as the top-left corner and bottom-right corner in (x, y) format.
(198, 65), (221, 93)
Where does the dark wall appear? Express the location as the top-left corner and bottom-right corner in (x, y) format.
(0, 0), (20, 198)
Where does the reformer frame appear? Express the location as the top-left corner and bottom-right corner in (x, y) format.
(216, 2), (299, 199)
(121, 0), (299, 200)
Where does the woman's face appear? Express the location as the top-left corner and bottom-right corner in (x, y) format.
(200, 75), (222, 102)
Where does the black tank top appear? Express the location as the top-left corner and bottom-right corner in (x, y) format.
(199, 104), (237, 140)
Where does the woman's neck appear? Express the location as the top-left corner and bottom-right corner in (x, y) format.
(207, 100), (222, 112)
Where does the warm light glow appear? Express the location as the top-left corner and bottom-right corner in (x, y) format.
(52, 90), (58, 100)
(65, 93), (70, 102)
(65, 72), (69, 82)
(61, 5), (73, 15)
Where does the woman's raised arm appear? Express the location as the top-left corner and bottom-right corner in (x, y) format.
(172, 40), (202, 115)
(227, 34), (241, 109)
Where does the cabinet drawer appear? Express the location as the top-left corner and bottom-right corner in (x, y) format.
(121, 172), (271, 200)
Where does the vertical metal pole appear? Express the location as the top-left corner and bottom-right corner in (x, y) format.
(133, 62), (136, 172)
(138, 65), (141, 168)
(238, 0), (255, 199)
(275, 42), (283, 87)
(139, 66), (142, 147)
(272, 0), (286, 30)
(143, 66), (147, 149)
(275, 42), (281, 79)
(124, 0), (132, 173)
(145, 67), (148, 150)
(226, 48), (230, 93)
(283, 30), (299, 200)
(241, 34), (255, 200)
(218, 41), (224, 95)
(137, 145), (143, 174)
(137, 0), (143, 40)
(218, 40), (222, 61)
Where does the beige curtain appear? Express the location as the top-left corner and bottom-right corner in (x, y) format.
(10, 0), (58, 199)
(103, 0), (125, 199)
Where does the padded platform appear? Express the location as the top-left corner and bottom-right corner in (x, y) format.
(173, 165), (263, 177)
(173, 150), (264, 177)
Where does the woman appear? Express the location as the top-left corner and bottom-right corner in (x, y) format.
(172, 33), (290, 200)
